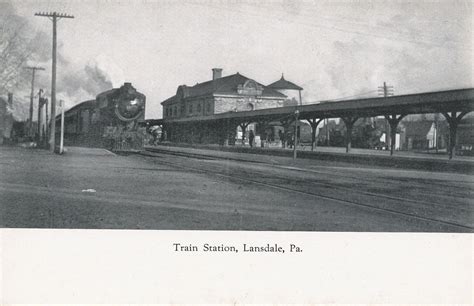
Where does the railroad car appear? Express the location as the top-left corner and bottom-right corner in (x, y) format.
(56, 82), (147, 150)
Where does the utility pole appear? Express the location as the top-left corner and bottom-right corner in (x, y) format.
(37, 89), (44, 143)
(434, 113), (439, 153)
(59, 99), (65, 154)
(35, 12), (74, 152)
(378, 82), (394, 98)
(45, 96), (49, 143)
(293, 110), (299, 159)
(24, 66), (45, 138)
(325, 118), (329, 146)
(293, 89), (303, 159)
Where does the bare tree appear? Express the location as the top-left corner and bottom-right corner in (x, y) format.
(0, 8), (45, 94)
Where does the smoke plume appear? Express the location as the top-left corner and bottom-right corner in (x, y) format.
(1, 2), (125, 119)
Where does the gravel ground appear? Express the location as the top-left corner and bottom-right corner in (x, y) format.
(1, 146), (472, 232)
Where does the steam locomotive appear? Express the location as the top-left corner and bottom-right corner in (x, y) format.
(56, 82), (147, 149)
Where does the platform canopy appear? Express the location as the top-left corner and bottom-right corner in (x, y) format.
(155, 88), (474, 124)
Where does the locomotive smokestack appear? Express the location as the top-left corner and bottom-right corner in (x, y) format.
(212, 68), (222, 80)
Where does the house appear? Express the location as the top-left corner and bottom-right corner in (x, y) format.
(399, 120), (447, 151)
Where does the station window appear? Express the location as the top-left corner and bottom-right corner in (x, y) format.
(206, 102), (211, 113)
(181, 104), (185, 115)
(188, 103), (193, 114)
(197, 102), (202, 113)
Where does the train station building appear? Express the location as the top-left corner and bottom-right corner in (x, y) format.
(160, 68), (304, 144)
(162, 69), (288, 119)
(154, 80), (473, 159)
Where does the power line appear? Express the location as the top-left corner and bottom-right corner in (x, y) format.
(315, 89), (379, 103)
(262, 3), (468, 47)
(35, 11), (74, 152)
(188, 2), (471, 50)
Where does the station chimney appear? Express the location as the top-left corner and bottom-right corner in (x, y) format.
(212, 68), (222, 80)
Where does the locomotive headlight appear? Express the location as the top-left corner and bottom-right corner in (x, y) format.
(115, 94), (145, 122)
(127, 98), (141, 108)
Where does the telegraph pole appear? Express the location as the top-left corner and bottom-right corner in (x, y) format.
(59, 99), (65, 154)
(325, 118), (330, 146)
(37, 89), (44, 143)
(35, 12), (74, 151)
(293, 109), (299, 159)
(293, 89), (303, 159)
(45, 96), (49, 143)
(378, 82), (394, 98)
(24, 66), (45, 138)
(434, 113), (439, 153)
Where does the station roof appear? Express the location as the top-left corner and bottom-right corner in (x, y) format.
(268, 74), (303, 91)
(149, 88), (474, 125)
(161, 73), (286, 105)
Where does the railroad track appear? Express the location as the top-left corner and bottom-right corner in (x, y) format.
(139, 150), (473, 232)
(144, 146), (473, 194)
(273, 165), (473, 204)
(144, 147), (473, 207)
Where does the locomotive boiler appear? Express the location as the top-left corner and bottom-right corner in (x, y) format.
(57, 82), (147, 149)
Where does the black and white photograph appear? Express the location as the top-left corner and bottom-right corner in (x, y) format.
(1, 0), (473, 304)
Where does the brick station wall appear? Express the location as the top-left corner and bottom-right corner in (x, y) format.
(164, 95), (286, 145)
(214, 96), (285, 114)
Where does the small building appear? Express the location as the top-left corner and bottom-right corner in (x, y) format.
(400, 120), (447, 151)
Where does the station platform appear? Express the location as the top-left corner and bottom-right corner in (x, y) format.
(141, 142), (474, 174)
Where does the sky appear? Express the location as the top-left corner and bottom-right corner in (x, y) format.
(3, 0), (473, 119)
